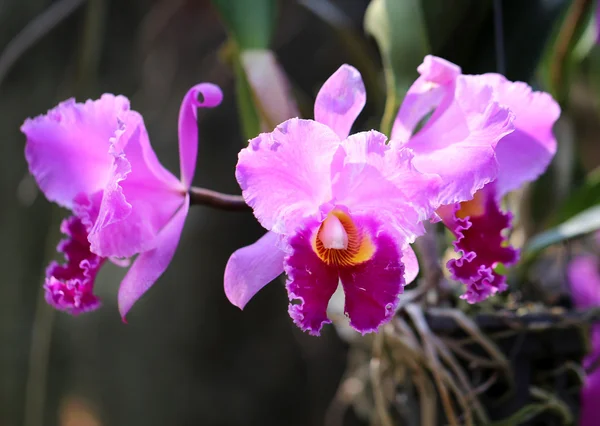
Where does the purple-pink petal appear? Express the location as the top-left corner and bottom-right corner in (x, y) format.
(22, 95), (129, 209)
(391, 56), (559, 204)
(284, 213), (406, 335)
(314, 64), (366, 140)
(580, 370), (600, 426)
(285, 218), (340, 336)
(178, 83), (223, 189)
(391, 55), (461, 143)
(45, 216), (105, 314)
(88, 110), (184, 258)
(224, 231), (285, 309)
(568, 255), (600, 311)
(339, 216), (404, 334)
(118, 195), (190, 319)
(469, 74), (560, 197)
(395, 75), (514, 207)
(439, 184), (518, 303)
(236, 118), (341, 235)
(25, 82), (226, 317)
(331, 131), (440, 241)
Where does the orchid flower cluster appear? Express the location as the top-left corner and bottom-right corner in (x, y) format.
(22, 56), (559, 335)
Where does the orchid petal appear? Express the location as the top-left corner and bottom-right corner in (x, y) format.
(568, 255), (600, 310)
(397, 76), (514, 207)
(118, 195), (190, 319)
(391, 55), (460, 142)
(178, 83), (223, 189)
(314, 64), (366, 139)
(332, 130), (440, 241)
(470, 74), (560, 197)
(45, 216), (105, 314)
(224, 231), (285, 309)
(285, 218), (339, 336)
(581, 370), (600, 426)
(339, 216), (404, 334)
(88, 110), (184, 258)
(22, 95), (129, 209)
(439, 184), (518, 303)
(237, 118), (341, 235)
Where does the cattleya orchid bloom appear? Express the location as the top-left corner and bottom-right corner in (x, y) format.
(22, 84), (223, 318)
(391, 55), (560, 303)
(568, 255), (600, 426)
(224, 63), (515, 335)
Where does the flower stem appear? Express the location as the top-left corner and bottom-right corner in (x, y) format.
(188, 186), (250, 211)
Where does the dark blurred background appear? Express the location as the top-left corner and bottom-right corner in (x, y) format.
(0, 0), (594, 425)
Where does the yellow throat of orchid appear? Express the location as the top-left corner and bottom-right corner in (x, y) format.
(313, 209), (375, 267)
(456, 189), (486, 219)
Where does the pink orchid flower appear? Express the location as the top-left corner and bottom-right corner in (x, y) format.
(224, 64), (515, 335)
(391, 55), (560, 303)
(568, 255), (600, 426)
(22, 84), (223, 318)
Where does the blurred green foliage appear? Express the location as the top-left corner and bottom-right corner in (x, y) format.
(364, 0), (429, 136)
(211, 0), (277, 49)
(212, 0), (277, 140)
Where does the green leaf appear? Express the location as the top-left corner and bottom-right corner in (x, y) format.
(239, 49), (299, 130)
(364, 0), (430, 136)
(231, 50), (262, 141)
(493, 263), (508, 277)
(212, 0), (292, 141)
(211, 0), (277, 50)
(525, 204), (600, 255)
(553, 166), (600, 224)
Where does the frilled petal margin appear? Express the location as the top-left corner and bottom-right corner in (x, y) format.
(314, 64), (366, 140)
(236, 119), (341, 235)
(393, 75), (514, 208)
(339, 215), (404, 334)
(285, 216), (404, 335)
(466, 74), (560, 197)
(224, 231), (285, 309)
(88, 110), (184, 258)
(45, 216), (104, 314)
(118, 195), (190, 319)
(285, 217), (340, 335)
(438, 184), (518, 303)
(22, 95), (130, 209)
(331, 131), (441, 241)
